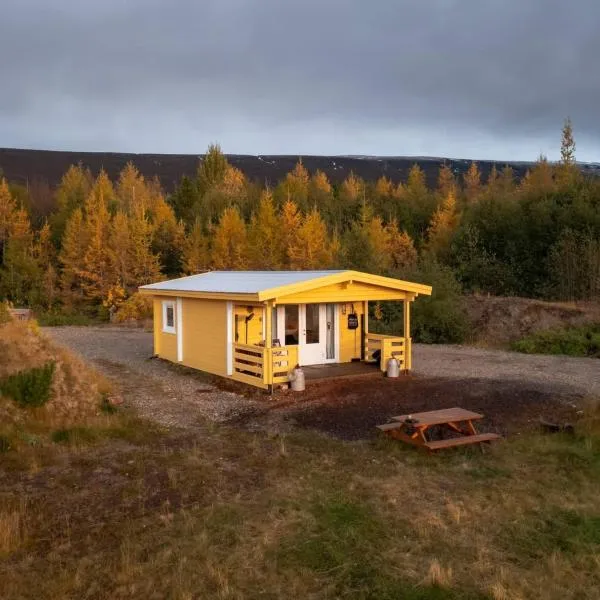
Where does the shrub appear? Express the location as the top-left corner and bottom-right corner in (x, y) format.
(0, 301), (11, 325)
(372, 260), (469, 344)
(0, 435), (11, 453)
(0, 362), (56, 408)
(113, 293), (153, 323)
(36, 312), (98, 327)
(512, 324), (600, 358)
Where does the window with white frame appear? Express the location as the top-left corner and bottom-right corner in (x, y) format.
(162, 300), (176, 334)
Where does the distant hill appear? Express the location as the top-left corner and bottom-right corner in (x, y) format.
(1, 147), (599, 192)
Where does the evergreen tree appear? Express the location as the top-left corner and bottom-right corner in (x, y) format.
(50, 164), (92, 247)
(197, 144), (229, 196)
(171, 175), (199, 225)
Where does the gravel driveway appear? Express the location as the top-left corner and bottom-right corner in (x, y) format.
(46, 326), (263, 430)
(45, 327), (600, 430)
(413, 344), (600, 396)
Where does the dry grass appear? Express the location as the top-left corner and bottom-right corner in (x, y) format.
(0, 502), (25, 556)
(1, 323), (599, 599)
(1, 422), (599, 600)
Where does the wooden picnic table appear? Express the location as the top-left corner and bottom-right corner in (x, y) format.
(377, 407), (501, 452)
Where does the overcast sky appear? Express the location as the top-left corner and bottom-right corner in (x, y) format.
(1, 0), (599, 161)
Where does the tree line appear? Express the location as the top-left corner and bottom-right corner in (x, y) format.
(1, 119), (599, 330)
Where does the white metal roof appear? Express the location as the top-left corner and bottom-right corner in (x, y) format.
(140, 270), (347, 294)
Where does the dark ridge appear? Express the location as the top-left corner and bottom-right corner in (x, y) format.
(1, 147), (599, 192)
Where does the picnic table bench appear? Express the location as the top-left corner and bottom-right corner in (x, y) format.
(377, 407), (501, 452)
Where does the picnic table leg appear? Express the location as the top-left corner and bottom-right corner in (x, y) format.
(466, 420), (478, 436)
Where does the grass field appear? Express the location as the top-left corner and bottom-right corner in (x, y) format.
(2, 402), (600, 600)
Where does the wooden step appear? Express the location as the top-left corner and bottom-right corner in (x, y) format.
(376, 422), (403, 432)
(424, 433), (501, 450)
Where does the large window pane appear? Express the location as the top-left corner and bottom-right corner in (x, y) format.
(285, 305), (299, 345)
(305, 304), (320, 344)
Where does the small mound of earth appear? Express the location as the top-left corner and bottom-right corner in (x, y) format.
(285, 377), (582, 441)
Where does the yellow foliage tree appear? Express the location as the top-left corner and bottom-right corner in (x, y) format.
(248, 189), (285, 269)
(116, 162), (150, 214)
(212, 206), (249, 269)
(463, 162), (482, 203)
(182, 220), (210, 274)
(288, 207), (333, 269)
(426, 191), (460, 260)
(59, 208), (89, 305)
(386, 220), (418, 270)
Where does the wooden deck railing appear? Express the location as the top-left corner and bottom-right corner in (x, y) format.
(232, 342), (298, 388)
(365, 333), (406, 372)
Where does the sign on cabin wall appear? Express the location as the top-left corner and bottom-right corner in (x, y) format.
(347, 313), (359, 329)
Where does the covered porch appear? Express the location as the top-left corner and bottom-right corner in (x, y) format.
(231, 297), (415, 389)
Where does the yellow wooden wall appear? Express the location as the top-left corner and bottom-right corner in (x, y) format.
(233, 305), (263, 345)
(338, 301), (364, 363)
(181, 298), (228, 376)
(152, 296), (177, 362)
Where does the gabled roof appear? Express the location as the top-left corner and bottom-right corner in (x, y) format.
(139, 270), (432, 300)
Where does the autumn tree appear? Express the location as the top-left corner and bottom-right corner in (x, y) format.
(247, 189), (284, 269)
(463, 162), (482, 203)
(308, 170), (335, 224)
(436, 164), (457, 199)
(116, 162), (150, 214)
(59, 208), (88, 305)
(211, 206), (249, 269)
(288, 207), (333, 269)
(127, 202), (161, 288)
(386, 220), (417, 271)
(79, 188), (113, 302)
(280, 199), (303, 267)
(182, 220), (210, 274)
(426, 190), (460, 261)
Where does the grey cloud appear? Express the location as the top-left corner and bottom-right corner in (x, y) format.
(0, 0), (599, 160)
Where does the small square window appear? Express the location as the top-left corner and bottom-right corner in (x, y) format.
(162, 301), (176, 334)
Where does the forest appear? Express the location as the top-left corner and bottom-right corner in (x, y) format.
(1, 120), (599, 342)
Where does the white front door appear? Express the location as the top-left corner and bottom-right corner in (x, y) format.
(299, 304), (328, 365)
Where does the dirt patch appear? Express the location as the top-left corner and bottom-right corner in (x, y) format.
(274, 376), (582, 441)
(465, 295), (600, 346)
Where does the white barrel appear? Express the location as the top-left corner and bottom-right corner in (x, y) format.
(386, 358), (400, 378)
(289, 367), (306, 391)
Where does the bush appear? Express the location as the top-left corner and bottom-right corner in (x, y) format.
(0, 362), (56, 407)
(0, 301), (11, 324)
(372, 260), (469, 344)
(36, 311), (99, 326)
(512, 324), (600, 358)
(113, 293), (153, 323)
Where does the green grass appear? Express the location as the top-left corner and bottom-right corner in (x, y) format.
(0, 361), (55, 407)
(512, 323), (600, 357)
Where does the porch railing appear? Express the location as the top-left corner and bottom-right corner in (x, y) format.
(232, 343), (298, 388)
(365, 333), (406, 372)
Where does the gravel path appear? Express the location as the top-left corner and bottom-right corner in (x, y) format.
(45, 327), (600, 431)
(413, 344), (600, 396)
(45, 327), (263, 430)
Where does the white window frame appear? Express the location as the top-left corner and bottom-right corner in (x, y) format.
(162, 300), (176, 334)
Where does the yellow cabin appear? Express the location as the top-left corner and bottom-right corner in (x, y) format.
(139, 270), (432, 389)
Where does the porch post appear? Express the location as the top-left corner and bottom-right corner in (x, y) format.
(264, 302), (273, 387)
(363, 300), (368, 361)
(404, 300), (412, 372)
